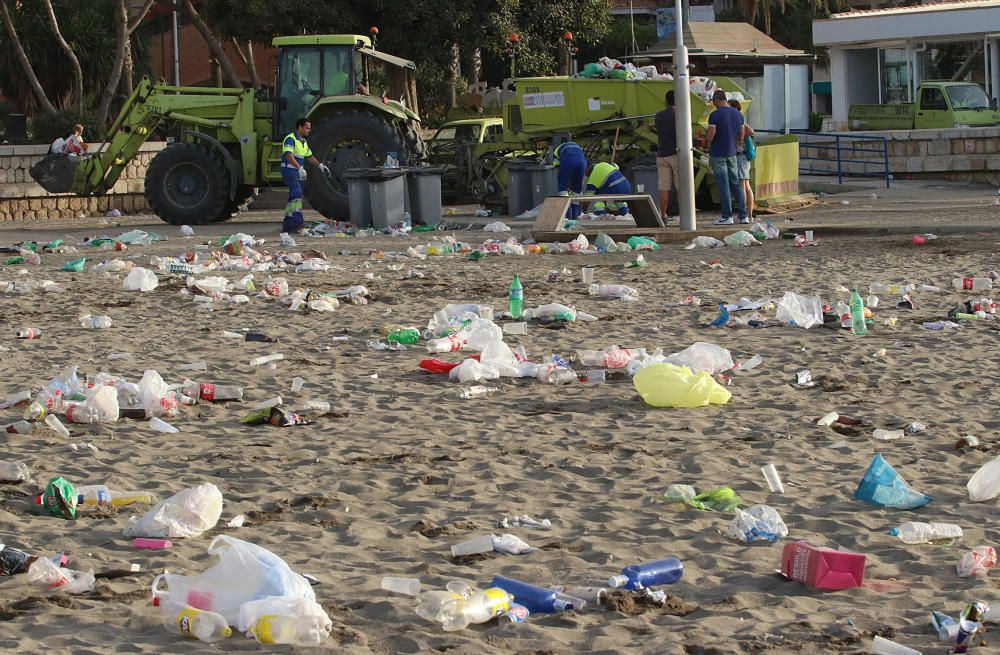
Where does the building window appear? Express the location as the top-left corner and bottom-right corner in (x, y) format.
(919, 41), (986, 86)
(879, 47), (909, 104)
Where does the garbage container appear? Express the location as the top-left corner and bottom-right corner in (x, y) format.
(504, 159), (535, 217)
(525, 163), (557, 209)
(345, 169), (373, 228)
(367, 168), (408, 230)
(631, 160), (659, 209)
(406, 166), (444, 226)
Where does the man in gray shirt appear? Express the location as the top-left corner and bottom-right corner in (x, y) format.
(654, 91), (677, 221)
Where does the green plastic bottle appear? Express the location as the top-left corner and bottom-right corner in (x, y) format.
(386, 328), (421, 344)
(509, 275), (523, 319)
(849, 289), (868, 336)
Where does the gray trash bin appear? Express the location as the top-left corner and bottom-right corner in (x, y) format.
(368, 168), (408, 230)
(525, 163), (557, 208)
(406, 166), (443, 226)
(504, 159), (535, 217)
(345, 169), (374, 228)
(631, 160), (659, 208)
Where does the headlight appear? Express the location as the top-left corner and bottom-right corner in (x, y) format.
(954, 123), (970, 128)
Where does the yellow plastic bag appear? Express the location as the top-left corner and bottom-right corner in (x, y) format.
(633, 363), (731, 408)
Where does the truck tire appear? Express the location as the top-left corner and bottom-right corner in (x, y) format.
(213, 185), (257, 222)
(146, 143), (230, 225)
(305, 110), (407, 219)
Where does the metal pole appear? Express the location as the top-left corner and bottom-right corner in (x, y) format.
(783, 62), (790, 134)
(172, 8), (181, 86)
(674, 0), (696, 231)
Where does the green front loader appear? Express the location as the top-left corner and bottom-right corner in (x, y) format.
(30, 34), (424, 224)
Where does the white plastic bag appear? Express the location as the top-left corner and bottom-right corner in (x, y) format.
(968, 455), (1000, 502)
(482, 221), (511, 232)
(449, 359), (500, 383)
(152, 535), (316, 627)
(27, 556), (95, 594)
(138, 369), (177, 417)
(491, 534), (536, 555)
(86, 384), (120, 422)
(456, 318), (503, 351)
(725, 505), (788, 543)
(124, 482), (222, 539)
(663, 342), (734, 375)
(775, 292), (824, 329)
(240, 595), (332, 645)
(684, 236), (725, 249)
(0, 461), (31, 482)
(479, 340), (520, 377)
(123, 267), (158, 292)
(723, 230), (760, 247)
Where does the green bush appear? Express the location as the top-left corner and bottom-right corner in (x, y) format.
(808, 111), (824, 132)
(28, 109), (107, 146)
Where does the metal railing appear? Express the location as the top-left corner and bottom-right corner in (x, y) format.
(755, 129), (891, 188)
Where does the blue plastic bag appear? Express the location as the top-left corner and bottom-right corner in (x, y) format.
(854, 453), (932, 510)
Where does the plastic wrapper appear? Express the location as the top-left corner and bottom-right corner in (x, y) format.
(122, 267), (158, 292)
(124, 483), (223, 539)
(27, 556), (94, 593)
(722, 231), (761, 247)
(726, 505), (788, 543)
(776, 292), (824, 329)
(957, 546), (997, 577)
(663, 342), (734, 375)
(854, 453), (932, 510)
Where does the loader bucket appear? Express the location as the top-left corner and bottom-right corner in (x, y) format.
(29, 154), (81, 194)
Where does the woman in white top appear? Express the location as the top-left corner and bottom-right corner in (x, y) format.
(729, 101), (755, 220)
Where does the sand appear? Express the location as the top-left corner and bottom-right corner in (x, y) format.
(1, 188), (1000, 655)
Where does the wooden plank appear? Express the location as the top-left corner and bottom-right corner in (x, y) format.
(532, 196), (572, 233)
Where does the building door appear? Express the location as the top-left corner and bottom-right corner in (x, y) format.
(879, 47), (909, 104)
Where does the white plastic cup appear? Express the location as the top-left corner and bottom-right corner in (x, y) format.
(581, 267), (595, 285)
(253, 396), (282, 410)
(291, 377), (304, 393)
(870, 635), (921, 655)
(450, 534), (495, 557)
(149, 417), (179, 434)
(805, 230), (814, 242)
(380, 576), (421, 596)
(761, 463), (785, 493)
(503, 322), (527, 336)
(817, 411), (839, 427)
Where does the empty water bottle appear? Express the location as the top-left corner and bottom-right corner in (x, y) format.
(589, 284), (638, 300)
(16, 328), (42, 339)
(182, 380), (243, 402)
(415, 585), (514, 631)
(64, 403), (100, 424)
(895, 522), (963, 544)
(79, 314), (113, 329)
(426, 335), (464, 353)
(459, 386), (498, 399)
(608, 557), (684, 589)
(953, 277), (993, 291)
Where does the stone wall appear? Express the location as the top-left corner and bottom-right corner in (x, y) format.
(0, 143), (168, 221)
(792, 127), (1000, 186)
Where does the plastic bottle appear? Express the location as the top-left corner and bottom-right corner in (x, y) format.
(849, 289), (867, 336)
(387, 328), (421, 345)
(4, 420), (32, 434)
(23, 401), (46, 421)
(416, 587), (514, 631)
(868, 283), (911, 294)
(182, 380), (243, 402)
(426, 335), (464, 354)
(80, 315), (113, 329)
(953, 277), (993, 291)
(459, 386), (498, 399)
(73, 485), (156, 507)
(489, 576), (581, 613)
(64, 403), (100, 424)
(549, 585), (608, 604)
(162, 600), (232, 643)
(589, 284), (638, 300)
(576, 346), (641, 369)
(296, 400), (330, 412)
(541, 368), (576, 385)
(246, 614), (322, 646)
(0, 390), (33, 410)
(607, 557), (684, 590)
(16, 328), (42, 339)
(896, 522), (963, 544)
(509, 275), (523, 319)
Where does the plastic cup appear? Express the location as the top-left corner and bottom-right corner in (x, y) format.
(149, 417), (179, 434)
(761, 463), (785, 493)
(450, 534), (495, 557)
(291, 377), (304, 393)
(503, 322), (527, 336)
(870, 635), (921, 655)
(380, 576), (421, 596)
(581, 267), (595, 285)
(805, 230), (814, 242)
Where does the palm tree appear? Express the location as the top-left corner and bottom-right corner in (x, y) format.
(0, 0), (56, 113)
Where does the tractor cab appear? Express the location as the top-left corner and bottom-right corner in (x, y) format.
(272, 34), (420, 139)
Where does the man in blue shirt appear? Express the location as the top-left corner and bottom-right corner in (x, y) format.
(281, 117), (330, 233)
(654, 90), (677, 221)
(706, 89), (747, 225)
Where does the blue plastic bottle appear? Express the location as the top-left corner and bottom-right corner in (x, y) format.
(489, 576), (580, 614)
(607, 557), (684, 590)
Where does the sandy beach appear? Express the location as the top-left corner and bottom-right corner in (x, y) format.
(2, 185), (1000, 655)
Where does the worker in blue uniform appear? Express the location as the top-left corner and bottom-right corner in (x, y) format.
(553, 141), (587, 219)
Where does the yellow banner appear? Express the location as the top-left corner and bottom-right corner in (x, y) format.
(752, 136), (799, 200)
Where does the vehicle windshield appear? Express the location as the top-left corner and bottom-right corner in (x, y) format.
(947, 84), (991, 110)
(431, 125), (481, 143)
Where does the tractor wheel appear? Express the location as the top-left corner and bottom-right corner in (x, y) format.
(305, 110), (407, 219)
(145, 143), (230, 225)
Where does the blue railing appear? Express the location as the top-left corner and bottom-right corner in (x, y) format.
(755, 129), (891, 188)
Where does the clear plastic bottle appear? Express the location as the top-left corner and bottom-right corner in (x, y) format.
(459, 386), (498, 399)
(16, 328), (42, 339)
(589, 284), (638, 300)
(576, 346), (640, 369)
(869, 283), (910, 294)
(64, 403), (100, 424)
(4, 420), (32, 434)
(79, 315), (113, 329)
(247, 614), (321, 646)
(953, 277), (993, 291)
(74, 485), (155, 507)
(896, 521), (963, 544)
(426, 335), (464, 353)
(297, 400), (330, 412)
(415, 587), (514, 631)
(608, 557), (684, 589)
(182, 380), (243, 402)
(549, 585), (608, 604)
(542, 368), (576, 385)
(162, 600), (232, 643)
